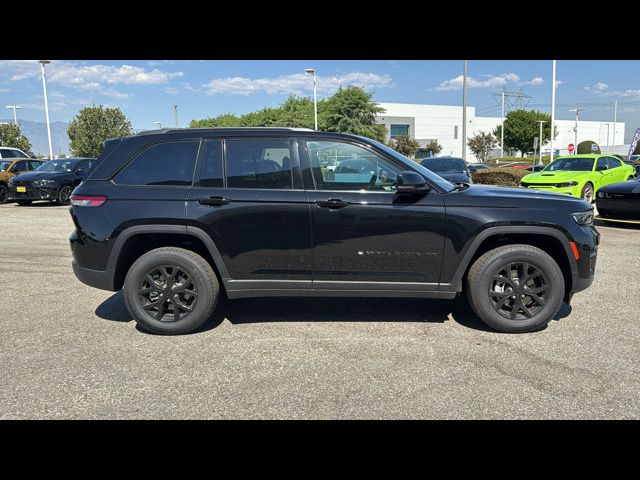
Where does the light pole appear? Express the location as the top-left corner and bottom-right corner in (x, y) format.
(462, 60), (468, 161)
(38, 60), (54, 161)
(305, 68), (318, 130)
(613, 100), (617, 152)
(569, 107), (584, 154)
(537, 120), (546, 163)
(550, 60), (556, 163)
(602, 123), (610, 153)
(173, 105), (179, 128)
(6, 105), (22, 125)
(500, 90), (505, 159)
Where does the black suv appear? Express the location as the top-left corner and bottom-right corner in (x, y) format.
(69, 128), (599, 335)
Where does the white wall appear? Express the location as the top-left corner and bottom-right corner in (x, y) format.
(377, 102), (626, 161)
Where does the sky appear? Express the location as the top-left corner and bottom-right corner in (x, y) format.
(1, 59), (639, 141)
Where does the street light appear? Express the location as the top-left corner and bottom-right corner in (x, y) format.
(154, 121), (162, 129)
(305, 68), (318, 130)
(537, 120), (546, 163)
(602, 123), (611, 153)
(569, 107), (584, 155)
(38, 60), (54, 161)
(173, 105), (179, 128)
(6, 105), (22, 125)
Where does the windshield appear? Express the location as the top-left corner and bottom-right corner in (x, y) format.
(421, 157), (466, 173)
(543, 157), (594, 172)
(359, 137), (456, 192)
(0, 161), (11, 172)
(36, 160), (77, 173)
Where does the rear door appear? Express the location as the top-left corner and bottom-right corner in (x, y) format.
(605, 156), (628, 182)
(186, 136), (312, 287)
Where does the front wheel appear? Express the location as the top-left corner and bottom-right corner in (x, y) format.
(466, 244), (564, 333)
(580, 182), (594, 203)
(123, 247), (220, 335)
(0, 185), (8, 204)
(56, 185), (73, 205)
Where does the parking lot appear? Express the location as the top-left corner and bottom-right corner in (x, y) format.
(1, 202), (639, 419)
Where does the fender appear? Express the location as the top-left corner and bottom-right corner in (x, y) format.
(105, 224), (231, 281)
(440, 225), (578, 293)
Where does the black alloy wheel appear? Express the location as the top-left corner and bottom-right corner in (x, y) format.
(489, 262), (548, 320)
(57, 185), (73, 205)
(138, 265), (198, 322)
(0, 185), (8, 204)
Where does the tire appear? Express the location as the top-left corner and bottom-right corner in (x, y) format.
(123, 247), (219, 335)
(580, 182), (594, 203)
(0, 185), (8, 204)
(628, 176), (635, 181)
(466, 244), (564, 333)
(56, 185), (73, 205)
(17, 200), (32, 206)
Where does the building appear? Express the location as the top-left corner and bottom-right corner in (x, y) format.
(376, 102), (627, 161)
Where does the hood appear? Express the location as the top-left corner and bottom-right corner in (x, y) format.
(599, 178), (640, 194)
(522, 170), (591, 184)
(450, 183), (590, 209)
(438, 172), (472, 183)
(11, 171), (71, 182)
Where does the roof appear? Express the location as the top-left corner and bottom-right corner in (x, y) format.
(555, 154), (604, 158)
(134, 127), (316, 137)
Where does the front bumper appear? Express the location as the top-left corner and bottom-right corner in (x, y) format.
(8, 185), (57, 201)
(520, 184), (581, 198)
(596, 198), (640, 222)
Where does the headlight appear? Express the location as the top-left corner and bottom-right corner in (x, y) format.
(556, 181), (579, 188)
(33, 179), (56, 187)
(572, 210), (594, 226)
(8, 177), (15, 185)
(597, 191), (604, 198)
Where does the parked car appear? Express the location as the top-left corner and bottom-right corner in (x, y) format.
(595, 177), (640, 224)
(8, 157), (95, 206)
(0, 158), (46, 204)
(420, 156), (472, 183)
(70, 128), (599, 335)
(520, 154), (635, 203)
(526, 164), (546, 172)
(0, 147), (30, 159)
(467, 163), (490, 174)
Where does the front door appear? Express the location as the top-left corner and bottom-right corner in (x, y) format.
(300, 138), (446, 288)
(186, 137), (312, 285)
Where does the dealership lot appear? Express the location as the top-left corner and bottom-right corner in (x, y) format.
(1, 202), (639, 419)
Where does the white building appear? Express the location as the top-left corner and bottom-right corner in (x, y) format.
(376, 102), (627, 161)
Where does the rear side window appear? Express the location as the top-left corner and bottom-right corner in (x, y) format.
(28, 161), (43, 170)
(606, 157), (621, 168)
(0, 148), (27, 158)
(225, 139), (293, 189)
(115, 141), (199, 186)
(11, 160), (28, 172)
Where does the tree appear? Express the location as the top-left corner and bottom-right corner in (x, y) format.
(388, 135), (420, 158)
(0, 123), (31, 152)
(323, 86), (386, 141)
(421, 140), (442, 156)
(67, 105), (132, 157)
(493, 109), (558, 156)
(467, 131), (498, 162)
(189, 113), (243, 128)
(577, 140), (600, 154)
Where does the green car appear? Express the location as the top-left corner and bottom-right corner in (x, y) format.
(520, 154), (636, 203)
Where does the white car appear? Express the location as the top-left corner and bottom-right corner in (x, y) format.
(0, 147), (30, 159)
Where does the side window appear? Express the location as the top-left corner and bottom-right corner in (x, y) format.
(0, 149), (12, 158)
(28, 161), (42, 170)
(198, 140), (224, 187)
(76, 160), (92, 171)
(10, 149), (28, 158)
(115, 141), (200, 186)
(12, 160), (27, 172)
(596, 157), (608, 170)
(606, 157), (621, 168)
(225, 139), (293, 189)
(307, 140), (401, 191)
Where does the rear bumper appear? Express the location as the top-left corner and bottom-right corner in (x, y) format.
(72, 261), (116, 291)
(9, 185), (57, 201)
(569, 226), (599, 296)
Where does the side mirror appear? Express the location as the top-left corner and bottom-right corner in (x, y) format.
(597, 165), (608, 172)
(75, 168), (86, 175)
(397, 171), (430, 195)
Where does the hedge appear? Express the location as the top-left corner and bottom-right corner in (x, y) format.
(472, 168), (530, 187)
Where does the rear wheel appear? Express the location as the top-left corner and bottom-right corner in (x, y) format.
(56, 185), (73, 205)
(123, 247), (220, 335)
(0, 185), (8, 204)
(466, 244), (564, 333)
(17, 200), (32, 206)
(580, 182), (594, 203)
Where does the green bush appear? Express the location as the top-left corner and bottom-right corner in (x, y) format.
(472, 168), (530, 187)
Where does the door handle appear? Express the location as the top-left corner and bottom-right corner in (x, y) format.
(197, 196), (230, 207)
(315, 198), (349, 209)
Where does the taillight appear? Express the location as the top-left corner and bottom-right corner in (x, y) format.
(70, 195), (107, 207)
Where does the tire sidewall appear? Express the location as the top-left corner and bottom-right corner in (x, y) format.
(581, 182), (593, 203)
(471, 249), (564, 333)
(124, 250), (218, 335)
(0, 185), (8, 204)
(57, 185), (73, 205)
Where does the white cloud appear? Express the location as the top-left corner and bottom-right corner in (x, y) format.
(0, 87), (10, 93)
(164, 86), (179, 94)
(623, 107), (635, 112)
(202, 71), (393, 96)
(585, 82), (609, 93)
(521, 77), (543, 86)
(555, 80), (565, 88)
(622, 89), (640, 98)
(434, 73), (520, 91)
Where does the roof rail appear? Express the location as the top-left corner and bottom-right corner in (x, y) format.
(135, 127), (316, 136)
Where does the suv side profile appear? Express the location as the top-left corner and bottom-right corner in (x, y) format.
(70, 128), (599, 335)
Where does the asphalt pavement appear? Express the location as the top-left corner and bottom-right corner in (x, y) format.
(1, 202), (639, 419)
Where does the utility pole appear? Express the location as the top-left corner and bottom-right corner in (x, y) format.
(537, 120), (546, 163)
(173, 105), (179, 128)
(602, 123), (610, 153)
(569, 108), (584, 154)
(462, 60), (468, 161)
(613, 100), (617, 152)
(6, 105), (22, 125)
(500, 91), (505, 158)
(38, 60), (54, 161)
(550, 61), (556, 162)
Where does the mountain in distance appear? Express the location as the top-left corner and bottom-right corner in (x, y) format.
(0, 118), (69, 156)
